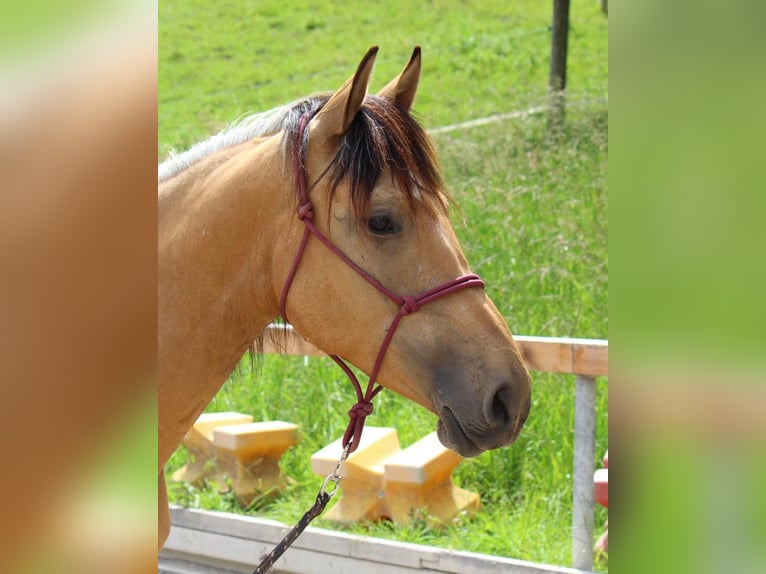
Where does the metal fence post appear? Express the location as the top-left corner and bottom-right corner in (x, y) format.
(572, 375), (596, 570)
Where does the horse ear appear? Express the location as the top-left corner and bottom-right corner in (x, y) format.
(311, 46), (378, 142)
(377, 46), (421, 112)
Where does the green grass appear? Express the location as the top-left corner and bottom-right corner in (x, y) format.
(159, 0), (607, 157)
(160, 0), (608, 570)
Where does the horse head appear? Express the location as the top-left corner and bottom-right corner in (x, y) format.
(276, 47), (530, 457)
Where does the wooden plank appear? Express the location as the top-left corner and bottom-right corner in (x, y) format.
(516, 336), (608, 376)
(262, 326), (608, 376)
(571, 339), (609, 377)
(161, 507), (595, 574)
(516, 336), (572, 374)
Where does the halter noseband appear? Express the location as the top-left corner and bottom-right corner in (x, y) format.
(278, 108), (485, 453)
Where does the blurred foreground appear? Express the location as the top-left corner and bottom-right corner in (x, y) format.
(613, 1), (766, 573)
(1, 2), (157, 573)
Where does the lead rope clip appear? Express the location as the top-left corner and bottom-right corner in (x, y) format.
(319, 443), (350, 499)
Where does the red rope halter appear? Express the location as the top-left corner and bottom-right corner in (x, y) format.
(279, 109), (485, 453)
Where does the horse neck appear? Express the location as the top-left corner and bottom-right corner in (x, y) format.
(158, 137), (291, 466)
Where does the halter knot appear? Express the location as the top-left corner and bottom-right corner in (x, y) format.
(297, 202), (314, 221)
(343, 400), (376, 453)
(400, 295), (421, 315)
(348, 401), (374, 418)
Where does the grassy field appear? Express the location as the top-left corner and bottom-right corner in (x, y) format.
(160, 0), (608, 570)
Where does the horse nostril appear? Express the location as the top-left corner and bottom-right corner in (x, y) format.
(489, 386), (512, 427)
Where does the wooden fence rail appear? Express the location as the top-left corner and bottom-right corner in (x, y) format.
(262, 325), (608, 571)
(263, 326), (608, 377)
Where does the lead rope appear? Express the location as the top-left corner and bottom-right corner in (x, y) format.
(252, 445), (349, 574)
(254, 108), (485, 572)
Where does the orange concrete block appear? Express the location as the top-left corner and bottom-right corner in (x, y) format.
(171, 412), (253, 486)
(384, 432), (480, 525)
(311, 428), (480, 526)
(310, 427), (401, 523)
(213, 421), (299, 505)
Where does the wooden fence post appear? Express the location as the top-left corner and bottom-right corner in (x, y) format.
(572, 375), (596, 570)
(548, 0), (571, 131)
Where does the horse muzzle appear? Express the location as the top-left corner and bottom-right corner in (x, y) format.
(435, 372), (531, 458)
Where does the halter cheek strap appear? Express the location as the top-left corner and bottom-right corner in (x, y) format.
(279, 109), (485, 453)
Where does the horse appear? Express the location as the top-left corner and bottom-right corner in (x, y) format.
(158, 46), (531, 548)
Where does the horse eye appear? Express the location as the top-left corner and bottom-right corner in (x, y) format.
(367, 214), (398, 235)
